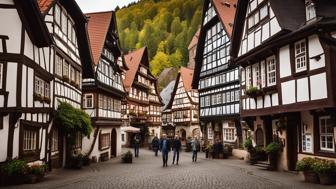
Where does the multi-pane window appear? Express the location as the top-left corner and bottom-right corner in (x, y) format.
(54, 4), (61, 25)
(70, 66), (75, 82)
(54, 4), (77, 45)
(319, 116), (335, 152)
(35, 77), (44, 96)
(246, 66), (252, 88)
(55, 54), (62, 76)
(253, 64), (260, 87)
(266, 57), (276, 86)
(74, 132), (82, 149)
(248, 4), (269, 29)
(223, 128), (235, 142)
(83, 94), (93, 108)
(23, 129), (38, 151)
(305, 1), (316, 21)
(63, 61), (69, 77)
(51, 129), (58, 152)
(99, 133), (110, 150)
(0, 63), (3, 89)
(45, 82), (50, 98)
(202, 22), (230, 72)
(203, 4), (216, 25)
(295, 40), (307, 72)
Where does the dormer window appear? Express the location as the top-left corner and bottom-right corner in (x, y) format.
(306, 1), (316, 21)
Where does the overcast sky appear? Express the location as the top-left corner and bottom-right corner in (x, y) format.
(76, 0), (138, 13)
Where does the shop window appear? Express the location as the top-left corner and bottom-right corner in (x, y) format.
(319, 116), (335, 152)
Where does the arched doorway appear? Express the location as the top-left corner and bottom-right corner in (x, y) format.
(255, 128), (264, 147)
(111, 129), (117, 158)
(192, 128), (200, 138)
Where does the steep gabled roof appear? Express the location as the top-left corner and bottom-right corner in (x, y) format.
(165, 67), (196, 110)
(212, 0), (237, 38)
(123, 47), (148, 90)
(180, 67), (194, 92)
(192, 0), (237, 89)
(14, 0), (51, 47)
(188, 29), (200, 50)
(36, 0), (94, 78)
(86, 11), (113, 65)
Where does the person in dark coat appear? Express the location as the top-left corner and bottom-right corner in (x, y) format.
(191, 137), (200, 162)
(172, 135), (181, 165)
(160, 134), (171, 167)
(152, 134), (160, 156)
(133, 134), (141, 157)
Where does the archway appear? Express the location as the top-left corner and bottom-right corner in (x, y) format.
(255, 128), (264, 147)
(111, 128), (117, 158)
(180, 129), (186, 141)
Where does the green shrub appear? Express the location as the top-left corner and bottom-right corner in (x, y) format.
(122, 151), (133, 160)
(296, 157), (315, 171)
(244, 137), (253, 152)
(2, 159), (28, 176)
(265, 142), (281, 154)
(312, 159), (336, 174)
(28, 164), (47, 176)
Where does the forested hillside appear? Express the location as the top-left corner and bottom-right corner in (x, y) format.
(116, 0), (203, 76)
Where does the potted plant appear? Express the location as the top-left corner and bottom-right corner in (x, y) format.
(265, 142), (281, 170)
(244, 137), (257, 164)
(296, 157), (319, 183)
(26, 163), (47, 184)
(223, 144), (233, 159)
(1, 159), (28, 185)
(122, 151), (133, 163)
(312, 159), (336, 185)
(245, 86), (263, 98)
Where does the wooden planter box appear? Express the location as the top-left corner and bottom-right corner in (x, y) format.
(318, 172), (335, 185)
(303, 171), (319, 184)
(26, 174), (44, 184)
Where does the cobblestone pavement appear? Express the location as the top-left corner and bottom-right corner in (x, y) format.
(6, 149), (335, 189)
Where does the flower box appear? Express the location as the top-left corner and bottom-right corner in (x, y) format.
(245, 86), (263, 98)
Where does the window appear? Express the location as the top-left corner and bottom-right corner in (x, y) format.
(84, 94), (93, 108)
(223, 128), (235, 142)
(74, 132), (82, 149)
(70, 66), (75, 82)
(248, 5), (269, 29)
(99, 133), (110, 150)
(75, 71), (80, 85)
(260, 5), (268, 20)
(45, 82), (50, 98)
(51, 129), (58, 152)
(306, 1), (316, 21)
(266, 57), (276, 86)
(55, 54), (62, 76)
(121, 134), (125, 142)
(23, 129), (38, 151)
(61, 11), (67, 34)
(319, 116), (335, 152)
(63, 61), (69, 77)
(0, 63), (3, 89)
(295, 40), (307, 72)
(253, 64), (260, 87)
(246, 66), (252, 88)
(35, 77), (44, 96)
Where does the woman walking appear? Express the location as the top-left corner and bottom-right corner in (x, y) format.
(172, 135), (181, 165)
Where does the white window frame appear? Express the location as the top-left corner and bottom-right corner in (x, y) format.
(223, 127), (235, 142)
(51, 129), (58, 152)
(23, 129), (38, 151)
(295, 39), (307, 73)
(55, 54), (63, 76)
(35, 76), (44, 96)
(319, 116), (335, 152)
(266, 56), (276, 86)
(84, 93), (93, 108)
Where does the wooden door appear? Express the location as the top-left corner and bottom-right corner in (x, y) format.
(111, 129), (117, 158)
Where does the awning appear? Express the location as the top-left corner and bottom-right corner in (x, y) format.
(122, 126), (140, 133)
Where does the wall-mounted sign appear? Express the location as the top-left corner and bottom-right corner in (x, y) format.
(208, 125), (213, 140)
(302, 134), (312, 153)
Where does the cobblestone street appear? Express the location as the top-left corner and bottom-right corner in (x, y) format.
(6, 149), (334, 189)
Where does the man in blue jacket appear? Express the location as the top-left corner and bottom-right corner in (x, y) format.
(160, 134), (170, 167)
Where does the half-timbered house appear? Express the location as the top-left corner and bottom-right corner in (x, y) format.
(231, 0), (336, 170)
(192, 0), (241, 147)
(81, 11), (125, 162)
(37, 0), (94, 168)
(167, 67), (200, 143)
(0, 0), (53, 164)
(123, 47), (163, 145)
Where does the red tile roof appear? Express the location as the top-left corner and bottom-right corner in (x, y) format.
(86, 11), (113, 65)
(37, 0), (54, 14)
(188, 29), (200, 50)
(180, 67), (194, 92)
(212, 0), (237, 38)
(123, 47), (147, 90)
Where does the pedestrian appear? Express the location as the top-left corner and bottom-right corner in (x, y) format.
(152, 134), (160, 156)
(133, 134), (141, 157)
(191, 137), (200, 162)
(160, 134), (170, 167)
(172, 135), (181, 165)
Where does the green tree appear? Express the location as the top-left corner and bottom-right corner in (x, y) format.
(150, 51), (172, 76)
